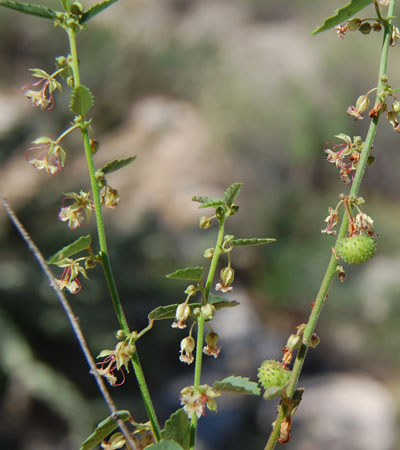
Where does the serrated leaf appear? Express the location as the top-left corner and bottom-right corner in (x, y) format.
(101, 157), (136, 175)
(191, 195), (225, 209)
(80, 410), (131, 450)
(81, 0), (118, 23)
(313, 0), (374, 35)
(146, 441), (184, 450)
(70, 85), (94, 116)
(166, 266), (203, 281)
(214, 376), (261, 396)
(148, 297), (239, 321)
(224, 182), (243, 207)
(47, 235), (92, 264)
(231, 238), (276, 247)
(161, 409), (190, 450)
(0, 0), (60, 19)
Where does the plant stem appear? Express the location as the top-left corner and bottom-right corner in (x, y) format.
(264, 2), (396, 448)
(189, 217), (226, 449)
(66, 26), (161, 441)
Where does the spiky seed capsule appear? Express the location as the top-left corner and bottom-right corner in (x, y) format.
(257, 360), (291, 390)
(337, 235), (376, 264)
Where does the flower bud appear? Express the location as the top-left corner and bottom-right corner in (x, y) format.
(309, 333), (320, 348)
(172, 303), (191, 329)
(220, 266), (235, 286)
(372, 22), (382, 32)
(359, 22), (372, 34)
(184, 284), (197, 295)
(355, 95), (370, 114)
(347, 18), (361, 31)
(286, 334), (301, 350)
(199, 216), (212, 229)
(203, 248), (214, 259)
(201, 304), (216, 320)
(393, 101), (400, 114)
(115, 329), (125, 339)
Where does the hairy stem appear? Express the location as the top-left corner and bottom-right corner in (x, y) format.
(189, 217), (226, 449)
(265, 2), (396, 448)
(66, 26), (161, 441)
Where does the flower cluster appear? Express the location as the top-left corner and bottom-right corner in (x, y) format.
(96, 338), (136, 386)
(180, 384), (220, 419)
(22, 68), (63, 110)
(26, 137), (66, 176)
(58, 191), (94, 230)
(324, 134), (364, 184)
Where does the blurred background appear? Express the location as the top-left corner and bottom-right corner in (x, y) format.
(1, 1), (400, 449)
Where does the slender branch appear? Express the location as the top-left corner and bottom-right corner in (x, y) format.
(65, 27), (161, 440)
(0, 194), (138, 450)
(265, 2), (396, 448)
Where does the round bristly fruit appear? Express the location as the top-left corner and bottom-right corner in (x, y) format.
(337, 234), (376, 264)
(257, 360), (290, 390)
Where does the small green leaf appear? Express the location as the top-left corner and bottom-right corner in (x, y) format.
(146, 441), (184, 450)
(101, 157), (136, 175)
(80, 410), (131, 450)
(148, 297), (239, 321)
(191, 195), (225, 209)
(47, 235), (92, 264)
(224, 182), (243, 207)
(214, 376), (261, 396)
(0, 0), (60, 19)
(81, 0), (118, 23)
(161, 409), (190, 450)
(312, 0), (374, 35)
(231, 238), (276, 247)
(70, 84), (94, 116)
(166, 266), (203, 281)
(61, 0), (70, 11)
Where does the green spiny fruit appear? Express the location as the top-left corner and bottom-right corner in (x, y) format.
(258, 360), (290, 390)
(337, 234), (376, 264)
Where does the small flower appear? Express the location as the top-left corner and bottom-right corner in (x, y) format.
(180, 384), (220, 419)
(25, 139), (66, 175)
(215, 266), (235, 293)
(53, 257), (89, 294)
(203, 332), (221, 358)
(101, 186), (119, 208)
(172, 302), (191, 329)
(347, 105), (364, 120)
(179, 336), (195, 364)
(390, 25), (400, 46)
(321, 206), (340, 235)
(58, 191), (94, 230)
(101, 432), (126, 449)
(355, 212), (374, 234)
(96, 340), (136, 386)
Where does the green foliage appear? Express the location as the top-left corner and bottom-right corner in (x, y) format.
(47, 235), (92, 264)
(231, 237), (276, 246)
(213, 376), (261, 395)
(313, 0), (374, 34)
(224, 182), (243, 207)
(191, 196), (225, 208)
(70, 85), (94, 116)
(166, 266), (204, 281)
(81, 0), (119, 23)
(147, 441), (185, 450)
(101, 156), (137, 175)
(161, 409), (190, 450)
(0, 0), (60, 19)
(79, 410), (131, 450)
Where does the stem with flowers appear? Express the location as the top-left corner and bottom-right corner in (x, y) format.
(264, 1), (396, 448)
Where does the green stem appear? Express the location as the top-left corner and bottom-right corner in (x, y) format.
(66, 26), (161, 441)
(264, 2), (395, 448)
(189, 217), (226, 449)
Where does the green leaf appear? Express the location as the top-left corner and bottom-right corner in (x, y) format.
(191, 195), (225, 209)
(70, 85), (94, 116)
(61, 0), (70, 11)
(101, 157), (136, 175)
(161, 409), (190, 450)
(47, 235), (92, 264)
(312, 0), (374, 35)
(166, 266), (203, 281)
(146, 441), (184, 450)
(213, 376), (261, 396)
(81, 0), (118, 23)
(148, 297), (239, 321)
(0, 0), (60, 19)
(80, 410), (131, 450)
(231, 238), (276, 247)
(223, 182), (243, 207)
